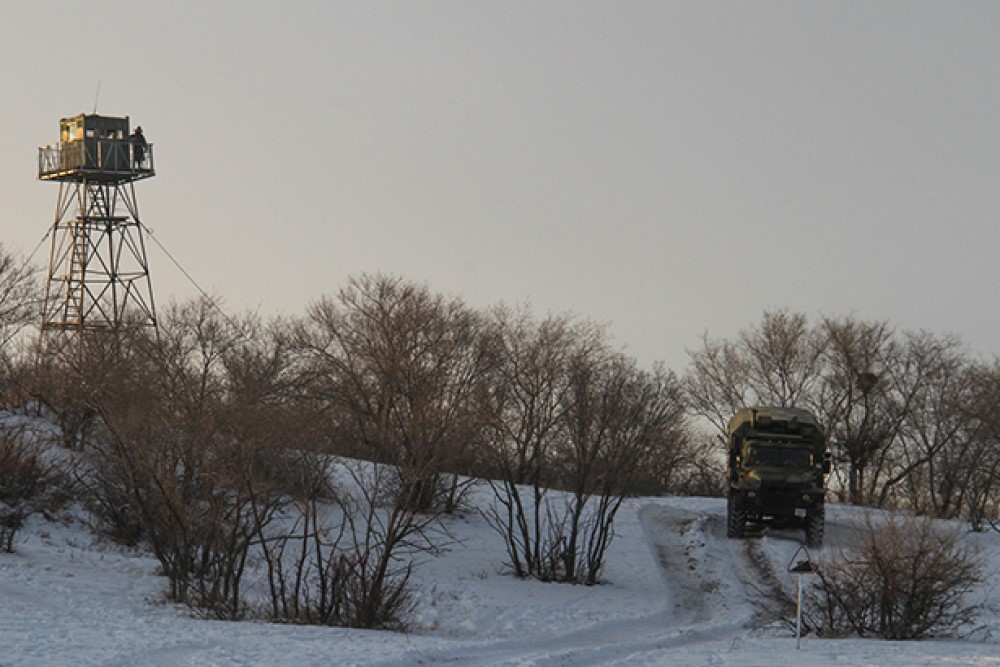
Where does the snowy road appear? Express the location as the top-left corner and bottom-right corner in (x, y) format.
(364, 500), (749, 666)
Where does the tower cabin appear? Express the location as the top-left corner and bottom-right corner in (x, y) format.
(38, 114), (154, 183)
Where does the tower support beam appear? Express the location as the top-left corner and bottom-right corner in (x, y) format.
(38, 113), (157, 351)
(42, 180), (156, 332)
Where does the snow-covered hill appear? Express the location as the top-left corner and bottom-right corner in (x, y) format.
(1, 413), (998, 666)
(3, 480), (999, 666)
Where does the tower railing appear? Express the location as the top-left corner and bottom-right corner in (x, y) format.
(38, 140), (155, 182)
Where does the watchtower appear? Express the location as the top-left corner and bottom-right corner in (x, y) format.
(37, 113), (157, 340)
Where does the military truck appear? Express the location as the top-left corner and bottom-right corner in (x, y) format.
(726, 406), (829, 546)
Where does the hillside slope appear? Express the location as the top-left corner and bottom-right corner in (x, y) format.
(2, 483), (1000, 666)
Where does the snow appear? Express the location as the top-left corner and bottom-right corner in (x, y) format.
(2, 422), (1000, 665)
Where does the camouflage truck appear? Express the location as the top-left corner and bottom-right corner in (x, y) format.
(726, 406), (829, 546)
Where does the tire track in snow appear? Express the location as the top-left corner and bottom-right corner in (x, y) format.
(638, 503), (758, 628)
(378, 501), (755, 666)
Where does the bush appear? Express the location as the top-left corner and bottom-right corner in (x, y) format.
(808, 513), (983, 639)
(259, 461), (435, 630)
(90, 406), (291, 619)
(754, 511), (985, 640)
(0, 425), (66, 552)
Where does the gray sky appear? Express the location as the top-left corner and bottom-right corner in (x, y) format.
(3, 1), (998, 370)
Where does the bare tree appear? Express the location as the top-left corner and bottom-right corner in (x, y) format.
(481, 308), (582, 579)
(686, 310), (825, 439)
(684, 333), (748, 436)
(741, 310), (826, 408)
(889, 333), (978, 515)
(484, 309), (689, 584)
(253, 451), (343, 625)
(684, 311), (990, 510)
(335, 460), (445, 628)
(0, 244), (40, 410)
(0, 245), (40, 351)
(960, 360), (1000, 531)
(815, 316), (907, 506)
(556, 350), (687, 584)
(296, 274), (494, 513)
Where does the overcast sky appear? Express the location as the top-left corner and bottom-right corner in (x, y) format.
(3, 1), (997, 371)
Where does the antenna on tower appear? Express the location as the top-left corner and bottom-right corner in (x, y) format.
(92, 81), (101, 114)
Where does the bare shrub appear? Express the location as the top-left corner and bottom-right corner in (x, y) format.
(27, 326), (147, 452)
(659, 442), (726, 498)
(260, 460), (441, 629)
(256, 452), (344, 624)
(813, 513), (982, 639)
(753, 512), (984, 640)
(28, 346), (100, 451)
(325, 462), (429, 629)
(0, 344), (37, 412)
(84, 300), (307, 618)
(0, 425), (66, 551)
(95, 391), (267, 618)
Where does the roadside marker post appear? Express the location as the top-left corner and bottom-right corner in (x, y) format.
(786, 545), (817, 649)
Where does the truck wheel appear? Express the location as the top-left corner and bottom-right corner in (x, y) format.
(727, 494), (746, 538)
(805, 505), (825, 547)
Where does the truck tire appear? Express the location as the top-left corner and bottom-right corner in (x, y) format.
(727, 493), (746, 538)
(805, 504), (825, 547)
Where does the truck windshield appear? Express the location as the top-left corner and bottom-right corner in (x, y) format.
(748, 446), (812, 468)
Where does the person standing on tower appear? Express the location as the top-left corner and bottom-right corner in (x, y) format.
(130, 126), (147, 168)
